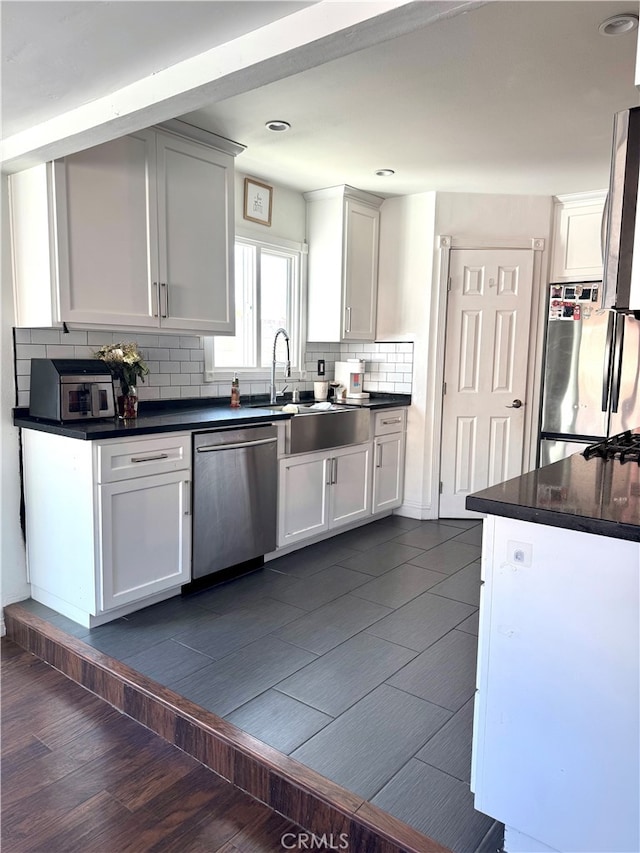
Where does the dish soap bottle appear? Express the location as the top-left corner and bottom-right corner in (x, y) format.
(230, 373), (241, 408)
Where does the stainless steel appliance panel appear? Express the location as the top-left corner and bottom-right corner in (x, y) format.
(602, 105), (640, 313)
(539, 438), (591, 467)
(609, 314), (640, 435)
(192, 424), (277, 580)
(540, 309), (611, 438)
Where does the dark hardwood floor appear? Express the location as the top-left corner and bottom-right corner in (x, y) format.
(1, 639), (303, 852)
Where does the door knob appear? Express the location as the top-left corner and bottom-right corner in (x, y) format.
(506, 399), (523, 409)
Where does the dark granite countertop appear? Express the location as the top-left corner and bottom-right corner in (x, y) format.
(13, 394), (410, 440)
(466, 452), (640, 542)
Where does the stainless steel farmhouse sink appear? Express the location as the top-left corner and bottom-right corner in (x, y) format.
(251, 403), (370, 454)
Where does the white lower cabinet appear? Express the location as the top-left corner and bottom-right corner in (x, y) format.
(372, 431), (405, 513)
(99, 470), (191, 611)
(23, 430), (191, 627)
(278, 443), (372, 547)
(372, 408), (407, 514)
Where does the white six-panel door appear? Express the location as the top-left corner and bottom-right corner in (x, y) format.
(440, 248), (535, 517)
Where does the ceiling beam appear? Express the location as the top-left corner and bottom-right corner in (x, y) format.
(1, 0), (484, 173)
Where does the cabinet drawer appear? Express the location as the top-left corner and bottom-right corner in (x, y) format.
(96, 433), (191, 483)
(374, 409), (406, 435)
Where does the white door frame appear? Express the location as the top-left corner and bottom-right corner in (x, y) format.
(428, 235), (547, 517)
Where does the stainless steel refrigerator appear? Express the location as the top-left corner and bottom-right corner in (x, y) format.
(539, 281), (640, 465)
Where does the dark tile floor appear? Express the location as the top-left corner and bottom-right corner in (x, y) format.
(21, 516), (504, 853)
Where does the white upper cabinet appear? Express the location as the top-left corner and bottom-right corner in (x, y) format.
(55, 129), (159, 328)
(550, 191), (607, 282)
(305, 185), (382, 342)
(10, 122), (242, 334)
(155, 132), (236, 332)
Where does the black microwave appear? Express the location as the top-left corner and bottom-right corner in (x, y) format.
(29, 359), (116, 422)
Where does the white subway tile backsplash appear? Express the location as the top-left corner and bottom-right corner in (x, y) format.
(30, 329), (65, 344)
(134, 334), (161, 348)
(149, 374), (171, 386)
(15, 344), (46, 360)
(73, 345), (95, 359)
(169, 348), (191, 361)
(160, 335), (183, 348)
(14, 328), (413, 408)
(146, 348), (171, 361)
(45, 345), (76, 358)
(87, 331), (111, 345)
(180, 336), (201, 348)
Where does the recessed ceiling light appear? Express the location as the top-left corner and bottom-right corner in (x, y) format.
(265, 120), (291, 132)
(598, 12), (638, 35)
(375, 169), (395, 177)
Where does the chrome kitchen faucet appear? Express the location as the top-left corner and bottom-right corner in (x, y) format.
(270, 328), (291, 404)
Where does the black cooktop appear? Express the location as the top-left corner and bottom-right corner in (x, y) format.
(583, 431), (640, 464)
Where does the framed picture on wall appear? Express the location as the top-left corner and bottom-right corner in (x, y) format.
(244, 178), (273, 226)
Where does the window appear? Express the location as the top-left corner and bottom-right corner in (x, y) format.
(206, 238), (302, 378)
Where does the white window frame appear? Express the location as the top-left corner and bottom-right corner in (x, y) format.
(203, 234), (307, 383)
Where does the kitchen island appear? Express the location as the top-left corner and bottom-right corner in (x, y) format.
(466, 448), (639, 853)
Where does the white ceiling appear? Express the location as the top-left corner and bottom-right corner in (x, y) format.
(2, 1), (639, 197)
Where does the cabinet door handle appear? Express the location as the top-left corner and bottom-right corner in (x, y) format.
(345, 306), (352, 334)
(160, 282), (168, 318)
(381, 417), (402, 425)
(326, 459), (332, 486)
(376, 444), (383, 468)
(332, 457), (338, 484)
(153, 282), (159, 318)
(184, 480), (191, 516)
(130, 453), (169, 463)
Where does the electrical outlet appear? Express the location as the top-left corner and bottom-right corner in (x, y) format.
(507, 540), (532, 567)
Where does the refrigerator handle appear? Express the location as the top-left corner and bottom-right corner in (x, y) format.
(610, 315), (625, 413)
(601, 311), (615, 411)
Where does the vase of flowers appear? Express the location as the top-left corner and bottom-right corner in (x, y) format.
(94, 342), (149, 419)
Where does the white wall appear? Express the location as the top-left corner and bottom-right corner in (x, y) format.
(1, 175), (29, 628)
(377, 192), (436, 517)
(234, 170), (306, 244)
(378, 191), (553, 519)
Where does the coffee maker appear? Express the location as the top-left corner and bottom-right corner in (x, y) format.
(334, 359), (369, 400)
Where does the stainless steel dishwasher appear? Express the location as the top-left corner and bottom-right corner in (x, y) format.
(192, 424), (278, 581)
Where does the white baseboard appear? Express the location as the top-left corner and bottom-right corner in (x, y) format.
(395, 500), (436, 520)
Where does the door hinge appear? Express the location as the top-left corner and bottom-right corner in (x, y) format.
(447, 277), (452, 291)
(443, 381), (447, 395)
(439, 481), (443, 494)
